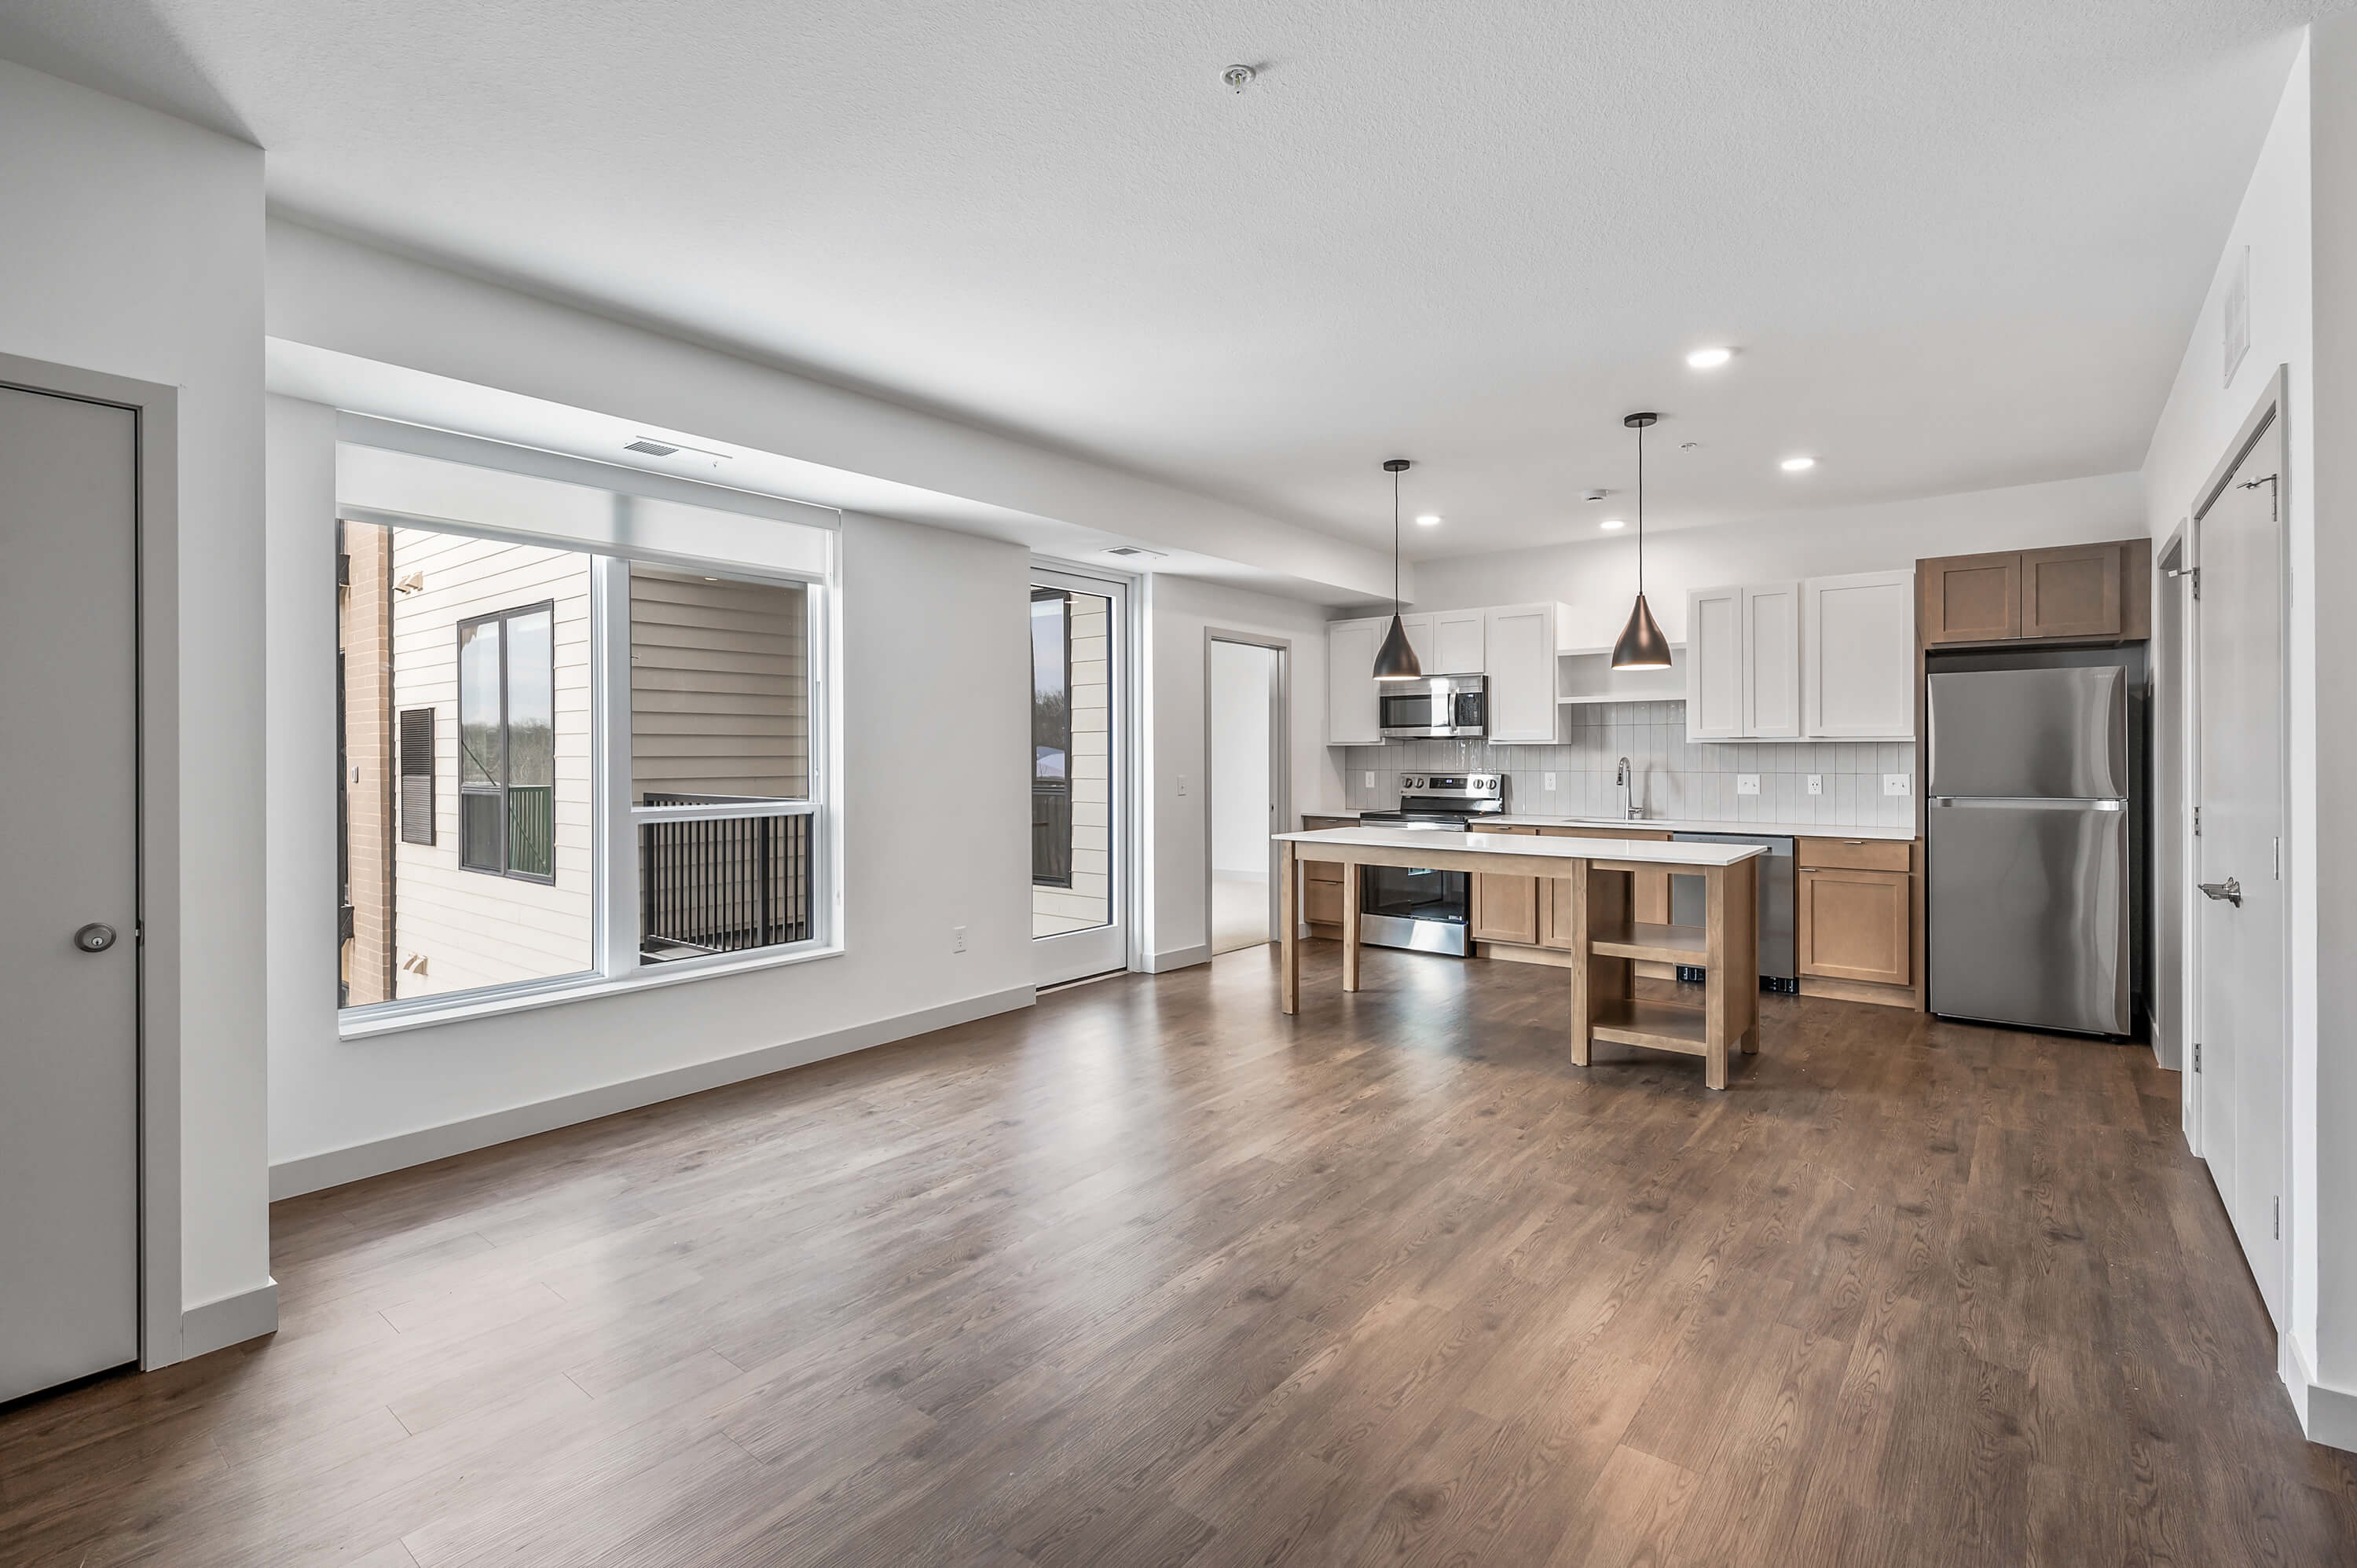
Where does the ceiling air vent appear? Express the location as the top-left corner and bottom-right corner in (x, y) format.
(624, 438), (680, 456)
(1103, 546), (1166, 561)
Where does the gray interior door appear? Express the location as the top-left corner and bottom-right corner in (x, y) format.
(0, 383), (141, 1401)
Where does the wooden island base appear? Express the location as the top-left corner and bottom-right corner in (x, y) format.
(1277, 829), (1761, 1090)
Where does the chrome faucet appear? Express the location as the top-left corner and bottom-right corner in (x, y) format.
(1616, 757), (1644, 819)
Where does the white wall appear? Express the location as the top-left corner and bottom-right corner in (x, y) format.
(269, 462), (1034, 1177)
(1408, 472), (2145, 646)
(1209, 641), (1275, 874)
(1145, 577), (1346, 969)
(2137, 23), (2357, 1445)
(2, 62), (269, 1332)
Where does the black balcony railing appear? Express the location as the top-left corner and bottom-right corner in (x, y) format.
(638, 795), (812, 961)
(1032, 781), (1072, 888)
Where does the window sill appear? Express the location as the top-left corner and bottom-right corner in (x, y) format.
(338, 940), (846, 1040)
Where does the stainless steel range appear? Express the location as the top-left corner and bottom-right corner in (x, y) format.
(1355, 774), (1505, 955)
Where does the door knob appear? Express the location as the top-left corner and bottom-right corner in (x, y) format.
(74, 922), (118, 952)
(2198, 878), (2242, 907)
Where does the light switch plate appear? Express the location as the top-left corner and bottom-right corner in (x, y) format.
(1176, 774), (1189, 797)
(1883, 773), (1912, 797)
(1736, 774), (1761, 796)
(1806, 774), (1824, 796)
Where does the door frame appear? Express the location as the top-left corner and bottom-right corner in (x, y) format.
(0, 350), (182, 1371)
(2154, 522), (2193, 1092)
(1201, 629), (1293, 952)
(2183, 365), (2293, 1308)
(1030, 559), (1142, 982)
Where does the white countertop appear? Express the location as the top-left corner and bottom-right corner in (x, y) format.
(1304, 809), (1912, 841)
(1273, 826), (1767, 867)
(1479, 814), (1915, 841)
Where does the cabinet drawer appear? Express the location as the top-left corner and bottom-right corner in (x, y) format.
(1303, 878), (1344, 926)
(1798, 868), (1911, 986)
(1798, 837), (1912, 872)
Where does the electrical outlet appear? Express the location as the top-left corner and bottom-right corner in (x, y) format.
(1736, 773), (1761, 796)
(1883, 773), (1912, 797)
(1363, 771), (1376, 789)
(1544, 772), (1557, 791)
(952, 925), (966, 953)
(1806, 774), (1824, 796)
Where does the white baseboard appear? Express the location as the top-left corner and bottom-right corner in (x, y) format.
(2287, 1332), (2357, 1453)
(179, 1279), (278, 1361)
(1142, 943), (1211, 973)
(269, 985), (1035, 1200)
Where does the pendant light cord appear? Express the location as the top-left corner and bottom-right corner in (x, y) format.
(1634, 419), (1644, 595)
(1392, 465), (1402, 615)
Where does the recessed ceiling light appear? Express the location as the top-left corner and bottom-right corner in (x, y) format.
(1600, 518), (1626, 530)
(1780, 456), (1816, 472)
(1685, 347), (1734, 369)
(1414, 513), (1442, 527)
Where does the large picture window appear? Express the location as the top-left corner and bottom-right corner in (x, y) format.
(334, 452), (836, 1021)
(457, 602), (557, 881)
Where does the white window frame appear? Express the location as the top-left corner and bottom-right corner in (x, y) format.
(335, 434), (843, 1039)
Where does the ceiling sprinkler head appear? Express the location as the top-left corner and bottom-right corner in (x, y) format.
(1223, 63), (1256, 92)
(1584, 489), (1608, 503)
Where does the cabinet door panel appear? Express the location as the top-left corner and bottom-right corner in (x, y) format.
(1798, 867), (1911, 985)
(1919, 554), (2022, 644)
(1398, 614), (1436, 672)
(2020, 544), (2124, 639)
(1743, 582), (1802, 738)
(1805, 571), (1915, 738)
(1303, 877), (1344, 926)
(1484, 605), (1558, 742)
(1326, 620), (1384, 744)
(1471, 826), (1540, 944)
(1685, 586), (1745, 739)
(1433, 610), (1486, 675)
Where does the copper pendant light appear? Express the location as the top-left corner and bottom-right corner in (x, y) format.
(1611, 412), (1673, 670)
(1373, 458), (1424, 681)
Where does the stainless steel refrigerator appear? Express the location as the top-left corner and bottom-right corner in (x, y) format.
(1926, 664), (2132, 1035)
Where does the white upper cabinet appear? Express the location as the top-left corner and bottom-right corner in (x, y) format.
(1484, 603), (1565, 743)
(1685, 586), (1745, 739)
(1398, 613), (1434, 670)
(1431, 610), (1486, 675)
(1325, 617), (1384, 745)
(1805, 570), (1915, 738)
(1742, 582), (1802, 739)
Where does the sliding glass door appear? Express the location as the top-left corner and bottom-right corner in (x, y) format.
(1031, 566), (1128, 984)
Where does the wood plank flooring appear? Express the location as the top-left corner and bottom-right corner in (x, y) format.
(5, 944), (2353, 1566)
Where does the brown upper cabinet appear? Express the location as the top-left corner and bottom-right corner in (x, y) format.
(1917, 537), (2149, 647)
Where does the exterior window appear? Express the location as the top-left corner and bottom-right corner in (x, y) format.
(629, 567), (816, 962)
(458, 603), (557, 881)
(1031, 588), (1072, 888)
(335, 482), (834, 1020)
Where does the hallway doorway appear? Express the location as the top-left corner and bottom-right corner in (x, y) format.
(1208, 636), (1285, 954)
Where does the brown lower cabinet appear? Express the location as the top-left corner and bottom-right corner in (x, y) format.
(1475, 825), (1673, 965)
(1795, 836), (1917, 1002)
(1300, 815), (1354, 936)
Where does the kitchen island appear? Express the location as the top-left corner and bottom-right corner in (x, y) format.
(1274, 826), (1766, 1089)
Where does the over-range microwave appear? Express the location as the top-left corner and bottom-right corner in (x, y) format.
(1379, 673), (1487, 739)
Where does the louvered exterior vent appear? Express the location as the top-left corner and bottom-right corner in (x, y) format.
(399, 708), (436, 846)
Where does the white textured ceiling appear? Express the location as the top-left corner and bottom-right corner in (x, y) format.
(0, 0), (2326, 557)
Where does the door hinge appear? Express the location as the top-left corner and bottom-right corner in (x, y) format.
(2193, 1042), (2201, 1072)
(2193, 805), (2201, 836)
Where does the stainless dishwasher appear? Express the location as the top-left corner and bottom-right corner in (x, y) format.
(1667, 833), (1798, 992)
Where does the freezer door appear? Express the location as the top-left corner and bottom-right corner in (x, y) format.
(1926, 666), (2126, 800)
(1927, 797), (2129, 1034)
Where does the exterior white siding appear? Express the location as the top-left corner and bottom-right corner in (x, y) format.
(1034, 592), (1111, 936)
(387, 529), (595, 997)
(629, 567), (808, 801)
